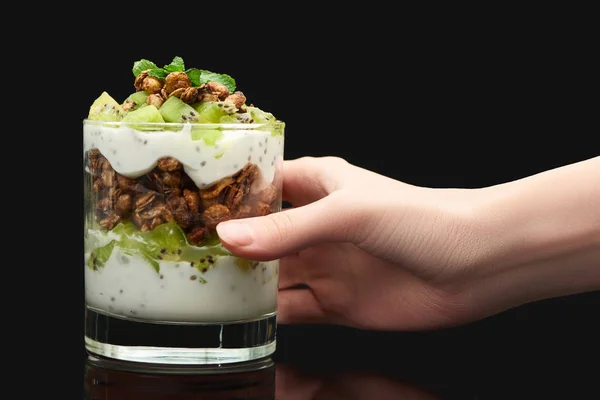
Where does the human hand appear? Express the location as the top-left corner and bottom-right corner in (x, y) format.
(217, 156), (483, 330)
(216, 156), (600, 331)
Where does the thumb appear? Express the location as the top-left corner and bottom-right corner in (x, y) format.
(216, 193), (365, 260)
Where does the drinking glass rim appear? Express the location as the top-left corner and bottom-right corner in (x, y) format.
(83, 119), (286, 130)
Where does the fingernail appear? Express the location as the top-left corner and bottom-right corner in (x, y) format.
(216, 221), (254, 246)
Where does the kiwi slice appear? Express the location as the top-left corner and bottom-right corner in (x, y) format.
(247, 105), (277, 123)
(192, 101), (231, 123)
(88, 91), (125, 121)
(87, 220), (231, 273)
(122, 105), (165, 123)
(123, 91), (149, 112)
(159, 96), (200, 123)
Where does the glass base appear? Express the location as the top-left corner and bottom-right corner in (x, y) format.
(84, 307), (277, 365)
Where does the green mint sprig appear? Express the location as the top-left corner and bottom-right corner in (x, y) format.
(132, 56), (236, 93)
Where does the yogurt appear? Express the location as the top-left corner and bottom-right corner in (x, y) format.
(83, 121), (284, 323)
(83, 122), (284, 189)
(84, 246), (278, 322)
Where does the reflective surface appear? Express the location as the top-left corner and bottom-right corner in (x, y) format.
(79, 295), (600, 399)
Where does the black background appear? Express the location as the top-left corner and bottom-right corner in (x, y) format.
(24, 7), (600, 399)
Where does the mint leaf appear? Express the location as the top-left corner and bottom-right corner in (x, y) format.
(186, 68), (202, 86)
(133, 59), (159, 77)
(163, 56), (185, 73)
(147, 68), (168, 80)
(198, 70), (236, 93)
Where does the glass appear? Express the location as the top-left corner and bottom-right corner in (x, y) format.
(83, 120), (284, 365)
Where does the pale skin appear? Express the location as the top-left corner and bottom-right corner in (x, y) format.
(216, 156), (600, 331)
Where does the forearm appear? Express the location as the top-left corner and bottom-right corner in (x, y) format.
(467, 156), (600, 316)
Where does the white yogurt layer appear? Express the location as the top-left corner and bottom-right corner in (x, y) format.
(85, 247), (278, 322)
(83, 122), (284, 189)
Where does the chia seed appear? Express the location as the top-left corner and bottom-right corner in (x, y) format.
(201, 161), (206, 167)
(190, 275), (197, 281)
(111, 297), (115, 302)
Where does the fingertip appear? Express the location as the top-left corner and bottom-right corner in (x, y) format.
(216, 220), (254, 247)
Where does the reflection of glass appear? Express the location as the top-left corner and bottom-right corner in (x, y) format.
(84, 354), (275, 399)
(275, 363), (442, 400)
(83, 120), (284, 365)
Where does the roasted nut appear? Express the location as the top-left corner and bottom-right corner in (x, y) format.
(87, 149), (105, 177)
(180, 87), (199, 104)
(95, 197), (114, 218)
(99, 213), (121, 230)
(164, 72), (192, 95)
(199, 177), (235, 199)
(134, 192), (156, 211)
(202, 204), (231, 229)
(197, 92), (219, 102)
(169, 88), (185, 98)
(122, 101), (136, 112)
(162, 171), (182, 188)
(157, 157), (183, 172)
(225, 91), (246, 109)
(115, 193), (133, 216)
(183, 188), (200, 213)
(134, 70), (149, 91)
(186, 225), (208, 245)
(135, 70), (164, 94)
(146, 93), (164, 108)
(204, 81), (230, 99)
(166, 196), (193, 229)
(117, 174), (143, 193)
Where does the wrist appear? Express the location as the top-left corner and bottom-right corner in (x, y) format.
(462, 158), (600, 317)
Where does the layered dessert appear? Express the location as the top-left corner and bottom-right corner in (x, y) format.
(83, 57), (284, 323)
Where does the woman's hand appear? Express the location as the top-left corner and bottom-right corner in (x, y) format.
(217, 156), (600, 330)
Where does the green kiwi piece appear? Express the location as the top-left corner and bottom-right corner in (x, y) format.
(122, 105), (165, 123)
(123, 91), (149, 111)
(192, 101), (227, 123)
(88, 220), (232, 273)
(247, 105), (277, 123)
(88, 91), (125, 121)
(159, 96), (200, 123)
